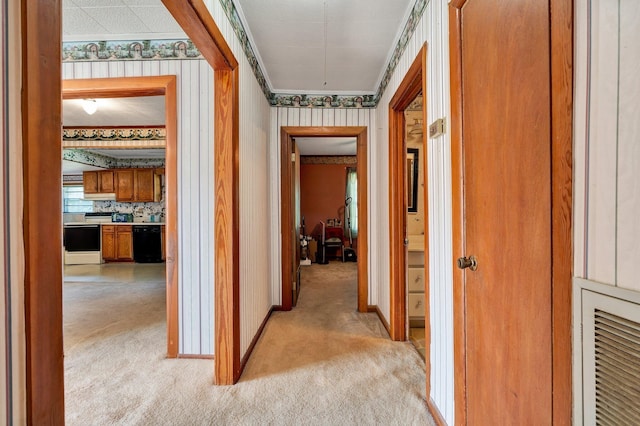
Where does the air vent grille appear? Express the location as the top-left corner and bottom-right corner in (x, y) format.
(594, 310), (640, 425)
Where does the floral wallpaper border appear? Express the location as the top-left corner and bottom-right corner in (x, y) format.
(300, 156), (357, 165)
(62, 39), (202, 62)
(63, 128), (166, 141)
(62, 0), (428, 108)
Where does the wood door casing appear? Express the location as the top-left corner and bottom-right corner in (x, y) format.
(280, 126), (369, 313)
(449, 0), (573, 423)
(292, 142), (301, 306)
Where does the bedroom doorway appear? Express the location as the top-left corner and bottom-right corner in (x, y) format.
(280, 126), (369, 312)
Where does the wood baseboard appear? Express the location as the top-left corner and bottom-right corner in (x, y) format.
(239, 307), (275, 371)
(368, 305), (391, 335)
(177, 354), (215, 360)
(426, 397), (447, 426)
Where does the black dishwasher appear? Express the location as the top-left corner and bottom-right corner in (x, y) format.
(133, 226), (163, 263)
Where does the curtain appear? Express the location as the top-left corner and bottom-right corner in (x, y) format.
(344, 167), (358, 239)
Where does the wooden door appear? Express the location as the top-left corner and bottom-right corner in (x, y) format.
(456, 0), (552, 423)
(292, 142), (301, 306)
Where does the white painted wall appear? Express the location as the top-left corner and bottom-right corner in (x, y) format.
(269, 107), (376, 306)
(374, 0), (453, 422)
(574, 0), (640, 291)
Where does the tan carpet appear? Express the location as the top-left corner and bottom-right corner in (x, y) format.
(64, 262), (434, 425)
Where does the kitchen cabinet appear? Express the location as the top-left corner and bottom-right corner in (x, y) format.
(115, 170), (135, 202)
(102, 225), (133, 261)
(114, 168), (161, 202)
(83, 170), (115, 194)
(135, 169), (155, 202)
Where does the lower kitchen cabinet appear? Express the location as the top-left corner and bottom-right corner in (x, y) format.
(102, 225), (133, 261)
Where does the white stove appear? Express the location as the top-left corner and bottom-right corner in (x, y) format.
(63, 213), (111, 265)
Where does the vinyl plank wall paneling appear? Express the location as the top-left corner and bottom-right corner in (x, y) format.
(374, 0), (453, 422)
(269, 107), (374, 306)
(574, 0), (640, 292)
(204, 0), (273, 358)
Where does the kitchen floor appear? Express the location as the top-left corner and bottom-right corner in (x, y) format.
(64, 263), (165, 283)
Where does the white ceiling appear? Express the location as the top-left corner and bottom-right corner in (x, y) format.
(295, 137), (356, 156)
(63, 96), (165, 126)
(63, 0), (185, 39)
(62, 159), (105, 174)
(235, 0), (413, 93)
(63, 0), (414, 94)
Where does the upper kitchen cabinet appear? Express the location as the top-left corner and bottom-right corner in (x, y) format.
(114, 168), (162, 203)
(83, 170), (114, 194)
(115, 169), (135, 202)
(134, 168), (157, 202)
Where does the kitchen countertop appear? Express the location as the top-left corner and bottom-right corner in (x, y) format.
(64, 222), (166, 226)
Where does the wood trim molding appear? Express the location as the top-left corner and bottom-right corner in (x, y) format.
(240, 307), (274, 369)
(448, 0), (573, 424)
(448, 4), (467, 424)
(388, 44), (428, 342)
(22, 0), (64, 421)
(369, 306), (391, 336)
(280, 126), (369, 313)
(426, 398), (447, 426)
(62, 76), (180, 359)
(213, 68), (241, 384)
(162, 0), (241, 385)
(550, 0), (573, 423)
(178, 354), (215, 360)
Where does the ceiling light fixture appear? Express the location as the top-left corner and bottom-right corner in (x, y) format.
(82, 99), (98, 115)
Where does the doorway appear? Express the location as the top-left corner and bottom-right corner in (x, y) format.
(280, 127), (369, 313)
(62, 76), (179, 357)
(388, 44), (429, 346)
(404, 96), (427, 359)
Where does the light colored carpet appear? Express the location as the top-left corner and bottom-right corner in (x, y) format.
(64, 262), (434, 425)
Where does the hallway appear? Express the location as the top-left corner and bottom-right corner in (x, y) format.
(64, 262), (432, 424)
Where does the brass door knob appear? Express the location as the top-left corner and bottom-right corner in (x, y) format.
(457, 255), (478, 271)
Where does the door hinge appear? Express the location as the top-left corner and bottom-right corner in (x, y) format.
(291, 153), (296, 162)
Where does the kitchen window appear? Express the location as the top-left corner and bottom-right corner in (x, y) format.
(63, 185), (94, 213)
